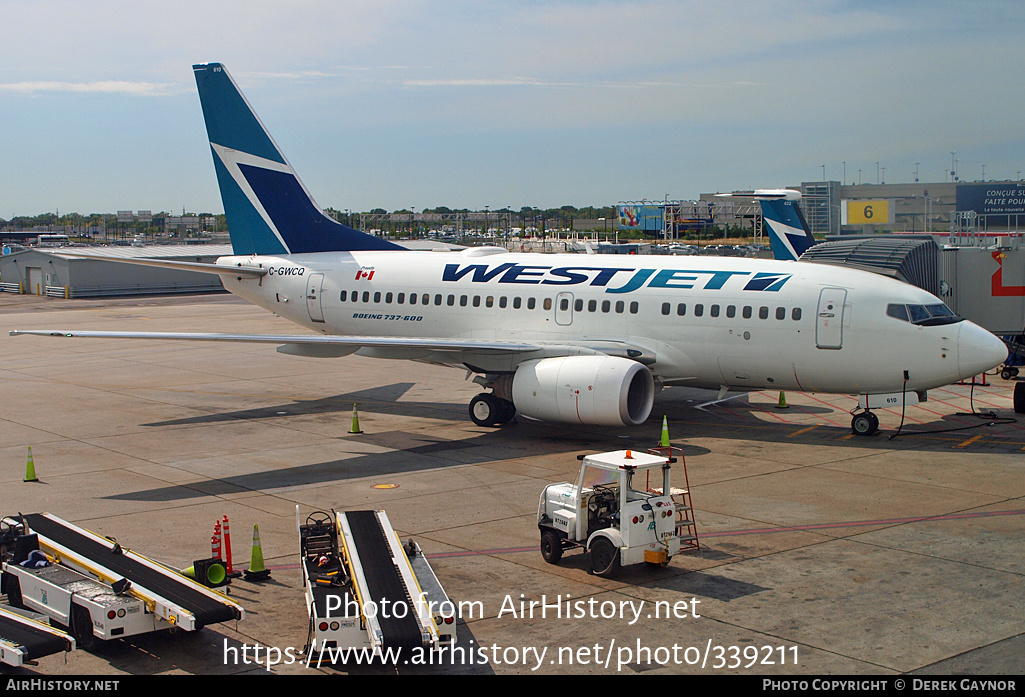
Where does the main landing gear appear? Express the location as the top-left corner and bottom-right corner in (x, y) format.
(469, 393), (517, 427)
(850, 410), (879, 436)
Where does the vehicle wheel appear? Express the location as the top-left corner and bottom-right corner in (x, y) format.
(71, 604), (101, 652)
(540, 529), (563, 564)
(4, 576), (23, 609)
(1002, 369), (1013, 381)
(469, 393), (500, 427)
(589, 537), (620, 578)
(1015, 382), (1025, 414)
(851, 412), (878, 436)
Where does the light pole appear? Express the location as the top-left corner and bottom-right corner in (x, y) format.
(914, 163), (920, 183)
(950, 152), (957, 182)
(842, 161), (846, 186)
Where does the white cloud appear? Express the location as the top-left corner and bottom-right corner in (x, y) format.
(0, 80), (181, 95)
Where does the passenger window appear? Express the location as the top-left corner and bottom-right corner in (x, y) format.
(472, 295), (480, 307)
(410, 293), (417, 305)
(397, 293), (404, 304)
(615, 301), (624, 313)
(574, 299), (583, 312)
(374, 292), (381, 303)
(602, 300), (611, 313)
(340, 290), (348, 301)
(528, 297), (536, 310)
(776, 307), (785, 320)
(677, 303), (686, 316)
(460, 295), (468, 307)
(710, 304), (720, 318)
(742, 306), (752, 319)
(498, 296), (506, 308)
(385, 292), (393, 303)
(792, 307), (801, 321)
(543, 298), (552, 311)
(694, 304), (704, 317)
(447, 294), (455, 306)
(435, 294), (442, 305)
(726, 305), (736, 318)
(661, 302), (671, 316)
(362, 291), (370, 302)
(513, 297), (522, 309)
(629, 301), (638, 314)
(588, 299), (597, 312)
(759, 306), (769, 320)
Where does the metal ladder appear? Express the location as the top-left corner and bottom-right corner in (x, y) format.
(647, 446), (700, 552)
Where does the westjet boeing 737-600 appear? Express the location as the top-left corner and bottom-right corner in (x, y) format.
(11, 63), (1008, 436)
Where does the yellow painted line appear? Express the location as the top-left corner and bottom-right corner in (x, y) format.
(840, 434), (856, 441)
(954, 434), (984, 449)
(788, 425), (820, 438)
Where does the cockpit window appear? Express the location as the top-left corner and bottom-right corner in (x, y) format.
(887, 302), (962, 326)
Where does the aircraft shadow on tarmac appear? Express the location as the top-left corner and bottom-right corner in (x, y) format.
(112, 384), (1022, 503)
(141, 383), (454, 427)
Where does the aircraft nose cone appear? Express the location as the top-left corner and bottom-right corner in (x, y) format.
(957, 322), (1007, 379)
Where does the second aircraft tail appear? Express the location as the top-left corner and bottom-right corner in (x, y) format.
(760, 197), (817, 261)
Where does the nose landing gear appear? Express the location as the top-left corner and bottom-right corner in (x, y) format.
(851, 410), (879, 436)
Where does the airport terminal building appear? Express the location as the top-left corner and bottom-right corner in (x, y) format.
(701, 180), (1025, 238)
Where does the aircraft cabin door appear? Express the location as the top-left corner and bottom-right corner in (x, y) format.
(816, 287), (846, 349)
(306, 273), (325, 323)
(555, 292), (574, 326)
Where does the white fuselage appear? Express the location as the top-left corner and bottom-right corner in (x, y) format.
(217, 247), (1002, 396)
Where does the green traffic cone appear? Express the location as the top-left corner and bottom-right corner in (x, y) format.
(24, 446), (38, 482)
(244, 524), (271, 581)
(659, 416), (671, 447)
(349, 403), (363, 434)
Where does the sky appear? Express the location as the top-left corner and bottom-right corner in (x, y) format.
(2, 0), (1024, 219)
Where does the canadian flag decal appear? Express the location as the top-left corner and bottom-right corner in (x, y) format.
(355, 267), (375, 281)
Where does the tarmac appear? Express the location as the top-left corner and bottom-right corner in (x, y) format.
(1, 292), (1023, 676)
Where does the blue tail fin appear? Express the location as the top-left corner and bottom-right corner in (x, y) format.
(760, 198), (816, 261)
(193, 63), (402, 255)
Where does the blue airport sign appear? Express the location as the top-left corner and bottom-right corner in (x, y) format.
(956, 182), (1025, 216)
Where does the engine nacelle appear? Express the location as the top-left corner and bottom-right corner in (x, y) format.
(511, 356), (654, 426)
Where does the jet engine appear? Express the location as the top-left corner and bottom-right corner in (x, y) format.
(509, 355), (654, 427)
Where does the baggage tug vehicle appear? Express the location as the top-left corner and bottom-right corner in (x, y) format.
(538, 450), (695, 577)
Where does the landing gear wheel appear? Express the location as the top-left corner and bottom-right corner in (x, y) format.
(851, 411), (879, 436)
(495, 398), (516, 425)
(469, 393), (501, 427)
(1015, 382), (1025, 414)
(540, 529), (563, 564)
(589, 537), (621, 578)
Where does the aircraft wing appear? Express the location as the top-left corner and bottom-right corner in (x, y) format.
(9, 330), (655, 363)
(10, 329), (537, 352)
